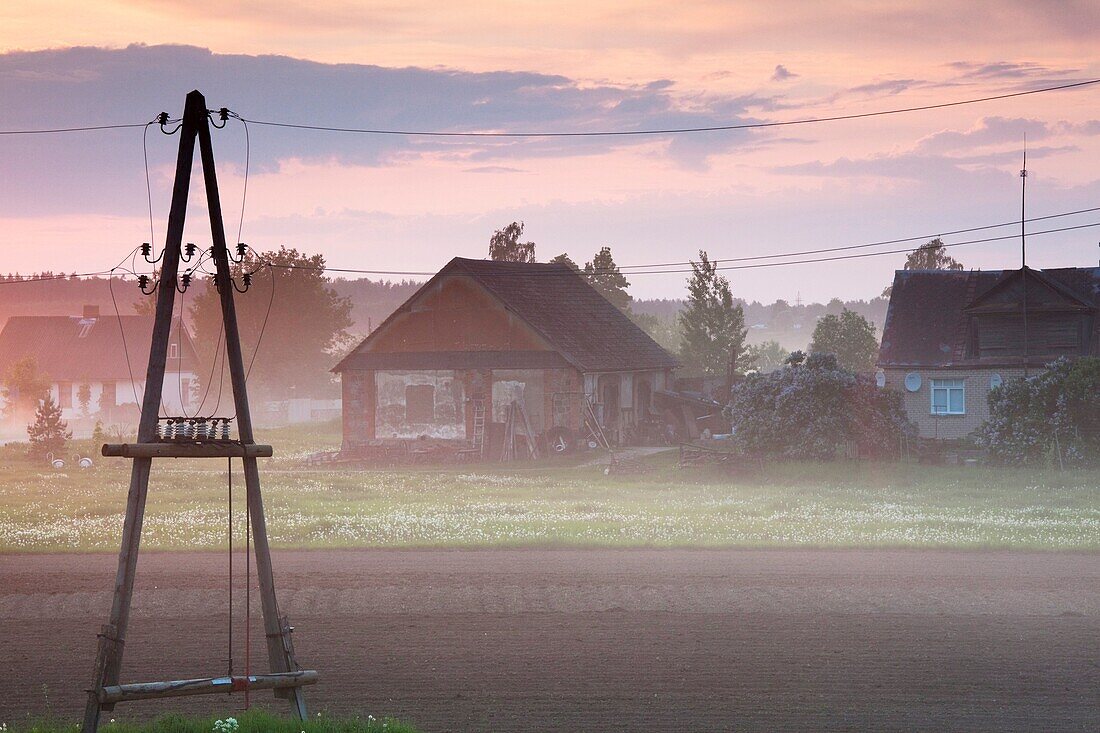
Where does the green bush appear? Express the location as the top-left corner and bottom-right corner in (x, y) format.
(978, 357), (1100, 467)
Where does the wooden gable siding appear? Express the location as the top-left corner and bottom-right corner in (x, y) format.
(970, 312), (1093, 359)
(965, 270), (1092, 315)
(366, 275), (553, 354)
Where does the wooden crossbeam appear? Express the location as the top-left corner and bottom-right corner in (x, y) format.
(102, 443), (274, 459)
(98, 671), (318, 704)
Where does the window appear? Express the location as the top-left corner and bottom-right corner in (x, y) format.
(169, 343), (179, 360)
(100, 381), (117, 409)
(405, 384), (435, 423)
(930, 379), (965, 415)
(58, 381), (72, 409)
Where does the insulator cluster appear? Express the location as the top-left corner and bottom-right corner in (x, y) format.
(157, 417), (234, 441)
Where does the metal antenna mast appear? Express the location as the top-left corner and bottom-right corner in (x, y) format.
(1020, 137), (1030, 377)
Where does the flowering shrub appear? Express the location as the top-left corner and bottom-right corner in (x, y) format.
(213, 718), (239, 733)
(724, 352), (915, 460)
(978, 357), (1100, 467)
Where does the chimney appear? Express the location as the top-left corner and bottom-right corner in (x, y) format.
(82, 305), (100, 320)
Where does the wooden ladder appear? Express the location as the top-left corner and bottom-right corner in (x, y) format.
(471, 399), (486, 456)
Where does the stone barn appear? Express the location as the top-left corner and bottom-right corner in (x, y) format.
(333, 257), (678, 454)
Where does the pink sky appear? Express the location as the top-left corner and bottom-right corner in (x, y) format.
(2, 2), (1100, 301)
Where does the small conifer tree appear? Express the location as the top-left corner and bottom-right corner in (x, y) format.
(91, 419), (107, 448)
(28, 394), (72, 460)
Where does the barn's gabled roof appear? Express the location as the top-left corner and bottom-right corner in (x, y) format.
(877, 266), (1100, 368)
(335, 257), (678, 373)
(0, 313), (200, 381)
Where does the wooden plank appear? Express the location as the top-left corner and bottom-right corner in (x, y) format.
(102, 443), (273, 458)
(98, 671), (318, 704)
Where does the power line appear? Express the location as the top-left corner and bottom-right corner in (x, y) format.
(233, 78), (1100, 138)
(0, 122), (151, 136)
(1, 78), (1096, 139)
(259, 218), (1100, 278)
(0, 270), (116, 285)
(618, 205), (1100, 269)
(707, 220), (1100, 274)
(1, 208), (1096, 286)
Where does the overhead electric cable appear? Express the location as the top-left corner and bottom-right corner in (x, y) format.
(1, 207), (1097, 285)
(617, 205), (1100, 269)
(258, 219), (1100, 278)
(0, 122), (151, 136)
(142, 122), (158, 257)
(232, 78), (1100, 138)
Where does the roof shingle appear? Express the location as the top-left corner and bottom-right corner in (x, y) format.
(0, 315), (199, 381)
(337, 257), (678, 373)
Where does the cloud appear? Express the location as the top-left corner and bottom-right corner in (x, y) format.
(771, 65), (797, 82)
(775, 144), (1077, 183)
(0, 44), (798, 216)
(462, 165), (526, 174)
(847, 79), (923, 96)
(913, 116), (1052, 155)
(1055, 120), (1100, 136)
(946, 60), (1081, 80)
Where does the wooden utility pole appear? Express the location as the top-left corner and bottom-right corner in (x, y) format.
(82, 90), (314, 733)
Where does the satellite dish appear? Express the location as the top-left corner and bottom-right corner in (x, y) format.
(904, 372), (922, 392)
(990, 373), (1003, 390)
(875, 369), (886, 388)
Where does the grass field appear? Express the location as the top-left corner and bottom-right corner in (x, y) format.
(0, 423), (1096, 552)
(4, 710), (417, 733)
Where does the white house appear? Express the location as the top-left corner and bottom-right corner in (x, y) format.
(0, 305), (199, 423)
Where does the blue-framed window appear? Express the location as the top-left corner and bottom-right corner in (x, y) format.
(930, 378), (965, 415)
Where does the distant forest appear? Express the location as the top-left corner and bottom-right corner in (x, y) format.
(631, 294), (890, 352)
(0, 274), (887, 354)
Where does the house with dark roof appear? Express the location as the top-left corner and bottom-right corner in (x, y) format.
(333, 257), (678, 452)
(0, 305), (200, 423)
(878, 266), (1099, 440)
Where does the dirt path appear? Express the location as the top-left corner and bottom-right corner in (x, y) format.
(2, 549), (1098, 732)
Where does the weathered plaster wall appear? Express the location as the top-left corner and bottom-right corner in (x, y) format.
(375, 370), (465, 439)
(341, 370), (374, 446)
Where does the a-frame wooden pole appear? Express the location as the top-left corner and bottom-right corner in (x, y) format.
(196, 99), (308, 719)
(82, 91), (201, 733)
(82, 90), (309, 733)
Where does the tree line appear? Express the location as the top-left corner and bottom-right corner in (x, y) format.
(485, 220), (965, 391)
(1, 227), (968, 428)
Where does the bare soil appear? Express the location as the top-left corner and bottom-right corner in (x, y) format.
(2, 549), (1098, 732)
